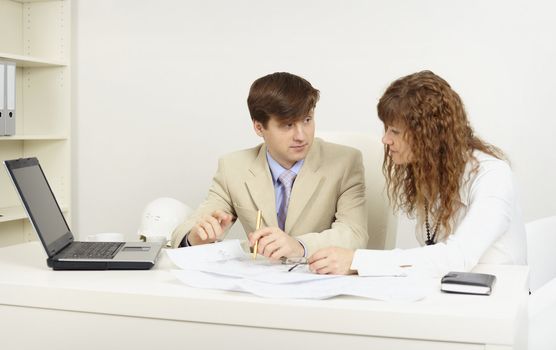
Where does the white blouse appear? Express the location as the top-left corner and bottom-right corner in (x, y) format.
(352, 151), (527, 277)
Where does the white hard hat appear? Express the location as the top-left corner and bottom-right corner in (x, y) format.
(138, 197), (192, 243)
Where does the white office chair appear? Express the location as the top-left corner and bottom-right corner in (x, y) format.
(528, 277), (556, 350)
(526, 216), (556, 350)
(316, 131), (397, 250)
(526, 216), (556, 292)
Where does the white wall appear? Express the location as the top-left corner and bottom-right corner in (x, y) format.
(73, 0), (556, 240)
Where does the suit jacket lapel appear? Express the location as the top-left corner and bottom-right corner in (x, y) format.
(245, 144), (279, 228)
(286, 139), (324, 233)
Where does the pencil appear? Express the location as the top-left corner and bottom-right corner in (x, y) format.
(252, 210), (262, 260)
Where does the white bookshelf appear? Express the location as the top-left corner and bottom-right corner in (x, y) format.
(0, 0), (71, 246)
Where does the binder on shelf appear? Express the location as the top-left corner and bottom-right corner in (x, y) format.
(5, 62), (16, 136)
(0, 61), (5, 135)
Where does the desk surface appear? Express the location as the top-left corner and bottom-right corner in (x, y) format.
(0, 242), (528, 348)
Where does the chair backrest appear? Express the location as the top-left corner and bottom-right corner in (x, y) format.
(528, 277), (556, 350)
(526, 216), (556, 292)
(316, 131), (397, 249)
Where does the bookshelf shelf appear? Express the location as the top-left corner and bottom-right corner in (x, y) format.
(0, 205), (68, 224)
(0, 52), (66, 67)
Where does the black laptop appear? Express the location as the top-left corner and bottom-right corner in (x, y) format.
(4, 157), (163, 270)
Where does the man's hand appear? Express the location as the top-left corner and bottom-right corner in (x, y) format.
(188, 210), (234, 245)
(308, 247), (357, 275)
(248, 227), (304, 260)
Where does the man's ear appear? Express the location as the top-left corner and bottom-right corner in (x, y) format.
(253, 120), (264, 137)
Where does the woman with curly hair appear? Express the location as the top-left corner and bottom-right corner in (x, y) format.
(308, 70), (527, 276)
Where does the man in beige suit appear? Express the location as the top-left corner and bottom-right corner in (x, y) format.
(170, 72), (368, 260)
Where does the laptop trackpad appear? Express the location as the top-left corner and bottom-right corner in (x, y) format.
(123, 246), (151, 252)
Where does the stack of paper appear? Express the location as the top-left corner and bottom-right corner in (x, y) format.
(166, 240), (436, 300)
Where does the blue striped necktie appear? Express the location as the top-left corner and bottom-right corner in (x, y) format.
(277, 170), (297, 231)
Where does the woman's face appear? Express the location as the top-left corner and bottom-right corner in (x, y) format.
(382, 123), (413, 165)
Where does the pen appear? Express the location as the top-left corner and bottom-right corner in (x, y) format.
(252, 210), (262, 260)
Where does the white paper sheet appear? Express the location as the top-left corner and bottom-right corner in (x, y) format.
(165, 239), (246, 270)
(166, 239), (436, 300)
(172, 269), (435, 301)
(185, 258), (341, 283)
(166, 240), (339, 283)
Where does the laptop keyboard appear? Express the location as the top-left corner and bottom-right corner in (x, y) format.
(58, 242), (124, 259)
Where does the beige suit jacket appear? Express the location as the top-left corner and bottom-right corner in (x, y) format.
(170, 138), (368, 255)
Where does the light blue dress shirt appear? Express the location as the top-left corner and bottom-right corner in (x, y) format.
(266, 152), (304, 214)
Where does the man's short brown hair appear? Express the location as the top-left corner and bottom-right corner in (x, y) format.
(247, 72), (320, 127)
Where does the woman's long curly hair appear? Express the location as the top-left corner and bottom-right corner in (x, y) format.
(377, 70), (504, 238)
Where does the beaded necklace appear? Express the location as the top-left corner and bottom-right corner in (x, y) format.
(424, 200), (440, 245)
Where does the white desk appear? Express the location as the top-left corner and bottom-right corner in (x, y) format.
(0, 242), (528, 350)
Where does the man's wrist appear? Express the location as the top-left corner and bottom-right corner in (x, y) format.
(180, 232), (192, 247)
(296, 239), (307, 257)
(187, 231), (202, 246)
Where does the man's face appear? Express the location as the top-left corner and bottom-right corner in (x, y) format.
(382, 122), (413, 165)
(254, 110), (315, 169)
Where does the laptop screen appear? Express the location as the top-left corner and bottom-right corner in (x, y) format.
(5, 158), (72, 255)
